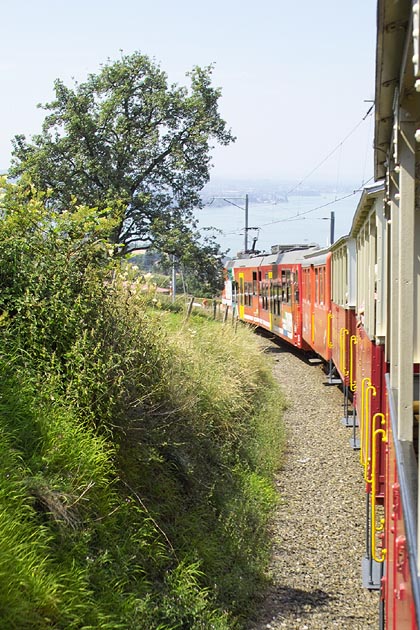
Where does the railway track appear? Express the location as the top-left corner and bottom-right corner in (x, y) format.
(247, 338), (378, 630)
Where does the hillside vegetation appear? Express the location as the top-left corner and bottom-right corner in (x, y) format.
(0, 180), (285, 629)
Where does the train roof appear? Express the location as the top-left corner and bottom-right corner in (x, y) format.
(330, 234), (353, 252)
(228, 244), (321, 268)
(374, 1), (410, 180)
(350, 181), (385, 235)
(301, 246), (330, 266)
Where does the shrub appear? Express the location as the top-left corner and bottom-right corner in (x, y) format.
(0, 180), (284, 628)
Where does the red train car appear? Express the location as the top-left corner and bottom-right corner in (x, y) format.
(329, 236), (358, 431)
(330, 236), (357, 387)
(373, 1), (420, 625)
(384, 384), (418, 629)
(301, 249), (332, 361)
(228, 245), (319, 349)
(350, 183), (387, 589)
(222, 7), (420, 626)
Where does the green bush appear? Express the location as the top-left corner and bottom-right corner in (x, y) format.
(0, 179), (285, 628)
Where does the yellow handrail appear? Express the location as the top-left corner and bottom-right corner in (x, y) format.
(339, 328), (349, 377)
(339, 328), (344, 373)
(363, 383), (377, 482)
(359, 377), (371, 466)
(327, 312), (333, 348)
(349, 335), (357, 392)
(371, 412), (387, 563)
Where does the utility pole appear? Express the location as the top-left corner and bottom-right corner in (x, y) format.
(171, 255), (176, 303)
(209, 194), (258, 254)
(330, 211), (335, 246)
(244, 194), (249, 253)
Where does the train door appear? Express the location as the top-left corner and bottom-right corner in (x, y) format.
(266, 271), (272, 331)
(291, 266), (298, 341)
(310, 265), (316, 347)
(238, 273), (245, 320)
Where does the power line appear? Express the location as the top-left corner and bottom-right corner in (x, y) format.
(259, 177), (374, 228)
(200, 106), (375, 240)
(207, 177), (375, 237)
(285, 106), (374, 196)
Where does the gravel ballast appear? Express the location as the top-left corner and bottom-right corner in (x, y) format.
(247, 339), (379, 630)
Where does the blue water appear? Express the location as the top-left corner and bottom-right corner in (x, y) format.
(194, 192), (361, 257)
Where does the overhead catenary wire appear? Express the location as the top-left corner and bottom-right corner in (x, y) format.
(285, 105), (374, 197)
(220, 177), (374, 237)
(200, 105), (375, 240)
(259, 177), (374, 228)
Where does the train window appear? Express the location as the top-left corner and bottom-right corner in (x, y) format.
(233, 280), (239, 303)
(244, 282), (249, 306)
(319, 268), (325, 305)
(252, 271), (257, 295)
(302, 269), (309, 300)
(281, 270), (290, 303)
(239, 276), (244, 306)
(272, 281), (278, 314)
(271, 281), (276, 315)
(332, 243), (351, 307)
(260, 283), (266, 310)
(263, 283), (268, 310)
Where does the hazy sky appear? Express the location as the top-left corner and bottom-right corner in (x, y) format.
(0, 0), (376, 187)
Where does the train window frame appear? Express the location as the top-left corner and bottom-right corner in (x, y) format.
(332, 247), (348, 307)
(303, 268), (310, 301)
(319, 267), (325, 306)
(280, 269), (292, 304)
(252, 271), (257, 295)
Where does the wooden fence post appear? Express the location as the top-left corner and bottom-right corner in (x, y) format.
(223, 305), (229, 323)
(185, 296), (195, 321)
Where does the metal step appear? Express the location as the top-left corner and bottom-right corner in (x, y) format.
(350, 436), (360, 450)
(341, 416), (359, 427)
(308, 357), (323, 364)
(362, 555), (382, 590)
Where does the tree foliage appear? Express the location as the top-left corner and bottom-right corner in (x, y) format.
(10, 52), (234, 290)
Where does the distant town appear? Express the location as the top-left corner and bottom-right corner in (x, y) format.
(201, 177), (356, 207)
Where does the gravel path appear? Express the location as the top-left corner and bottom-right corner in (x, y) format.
(247, 340), (378, 630)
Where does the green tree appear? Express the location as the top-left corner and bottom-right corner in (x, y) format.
(10, 52), (234, 287)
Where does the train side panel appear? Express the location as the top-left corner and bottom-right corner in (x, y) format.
(331, 303), (356, 385)
(330, 236), (357, 384)
(355, 325), (386, 500)
(231, 250), (314, 350)
(301, 251), (332, 360)
(384, 382), (418, 630)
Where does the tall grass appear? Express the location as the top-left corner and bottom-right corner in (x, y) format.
(0, 181), (285, 628)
